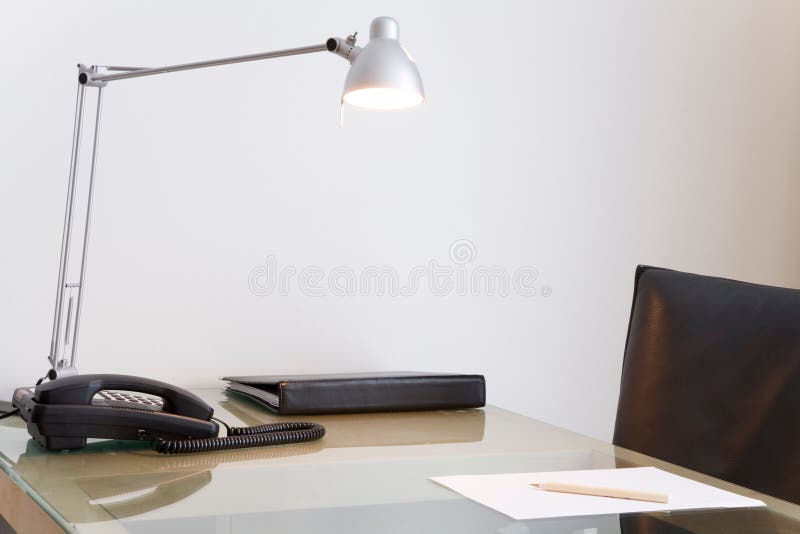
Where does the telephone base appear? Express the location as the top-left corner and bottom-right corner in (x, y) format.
(13, 387), (87, 450)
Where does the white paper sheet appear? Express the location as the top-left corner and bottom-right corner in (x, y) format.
(430, 467), (764, 520)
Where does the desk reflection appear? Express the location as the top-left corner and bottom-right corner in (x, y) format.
(8, 400), (486, 523)
(220, 392), (486, 448)
(11, 436), (324, 522)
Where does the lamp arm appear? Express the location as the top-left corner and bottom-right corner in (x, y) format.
(82, 37), (360, 86)
(47, 34), (361, 379)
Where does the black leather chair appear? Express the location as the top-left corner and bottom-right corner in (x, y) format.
(613, 265), (800, 504)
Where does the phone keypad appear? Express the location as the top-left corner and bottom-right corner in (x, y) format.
(92, 390), (164, 411)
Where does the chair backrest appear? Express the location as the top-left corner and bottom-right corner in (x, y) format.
(613, 265), (800, 504)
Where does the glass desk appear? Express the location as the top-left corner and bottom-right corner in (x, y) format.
(1, 389), (798, 533)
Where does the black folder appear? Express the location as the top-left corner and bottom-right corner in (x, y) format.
(222, 372), (485, 415)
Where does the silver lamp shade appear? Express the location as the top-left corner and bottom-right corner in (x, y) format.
(342, 17), (424, 110)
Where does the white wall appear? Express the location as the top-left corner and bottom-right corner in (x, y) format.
(2, 1), (799, 441)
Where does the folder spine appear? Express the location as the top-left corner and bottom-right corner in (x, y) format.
(279, 375), (486, 414)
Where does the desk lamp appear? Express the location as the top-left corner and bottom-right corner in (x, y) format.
(44, 16), (423, 380)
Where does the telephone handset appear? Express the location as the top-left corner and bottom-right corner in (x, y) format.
(12, 374), (325, 454)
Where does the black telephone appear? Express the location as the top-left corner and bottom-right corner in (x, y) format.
(12, 374), (324, 454)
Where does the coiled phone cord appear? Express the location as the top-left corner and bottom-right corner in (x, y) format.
(151, 421), (326, 454)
